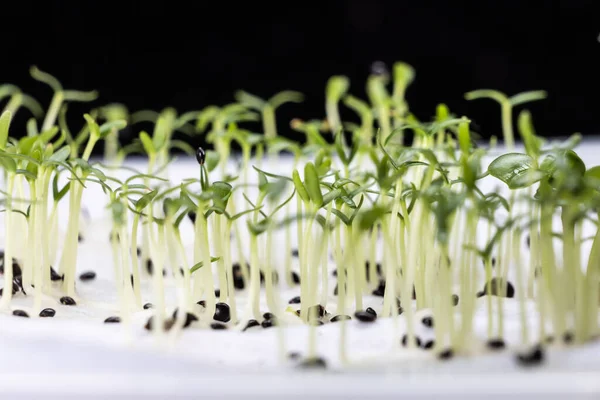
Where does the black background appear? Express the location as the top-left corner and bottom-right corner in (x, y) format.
(3, 1), (600, 152)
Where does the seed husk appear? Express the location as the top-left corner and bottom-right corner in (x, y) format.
(104, 316), (121, 323)
(421, 340), (435, 350)
(402, 334), (422, 347)
(437, 348), (454, 360)
(290, 271), (300, 284)
(308, 304), (325, 318)
(12, 309), (28, 317)
(261, 318), (277, 328)
(330, 314), (351, 322)
(291, 249), (299, 257)
(50, 266), (64, 281)
(298, 357), (327, 369)
(39, 308), (56, 317)
(143, 303), (153, 309)
(487, 338), (506, 350)
(263, 312), (275, 320)
(366, 307), (377, 317)
(516, 345), (544, 366)
(79, 271), (96, 281)
(243, 319), (260, 331)
(421, 316), (434, 328)
(372, 280), (385, 297)
(172, 309), (199, 328)
(482, 278), (515, 298)
(289, 296), (301, 304)
(354, 310), (376, 322)
(210, 322), (227, 330)
(60, 296), (76, 306)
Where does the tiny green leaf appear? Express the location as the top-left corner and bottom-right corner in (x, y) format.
(136, 190), (157, 211)
(292, 169), (310, 203)
(488, 153), (545, 189)
(190, 257), (221, 274)
(139, 131), (155, 156)
(0, 111), (12, 150)
(304, 162), (323, 207)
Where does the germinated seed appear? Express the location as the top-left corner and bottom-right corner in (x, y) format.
(196, 147), (206, 165)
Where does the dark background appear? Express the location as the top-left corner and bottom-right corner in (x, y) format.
(3, 1), (600, 151)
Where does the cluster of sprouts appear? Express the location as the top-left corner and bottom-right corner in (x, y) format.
(1, 62), (599, 365)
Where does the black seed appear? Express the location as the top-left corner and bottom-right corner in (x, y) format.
(79, 271), (96, 281)
(397, 306), (404, 315)
(288, 352), (301, 360)
(196, 147), (206, 165)
(354, 311), (376, 322)
(144, 316), (175, 331)
(60, 296), (76, 306)
(421, 316), (434, 328)
(137, 247), (142, 257)
(197, 300), (206, 307)
(173, 309), (199, 328)
(487, 338), (506, 350)
(290, 271), (300, 284)
(330, 314), (351, 322)
(563, 332), (574, 344)
(526, 235), (531, 248)
(13, 309), (28, 317)
(366, 307), (377, 317)
(482, 278), (515, 298)
(211, 322), (227, 330)
(0, 256), (22, 277)
(130, 274), (134, 287)
(50, 266), (64, 281)
(143, 303), (153, 309)
(213, 302), (231, 323)
(78, 233), (84, 243)
(214, 289), (221, 297)
(187, 211), (197, 223)
(476, 291), (485, 298)
(291, 249), (299, 257)
(412, 285), (417, 300)
(295, 310), (301, 317)
(145, 259), (154, 275)
(402, 334), (422, 347)
(243, 319), (260, 331)
(263, 312), (275, 320)
(438, 348), (454, 360)
(422, 340), (435, 350)
(232, 263), (246, 290)
(298, 357), (327, 369)
(289, 296), (301, 304)
(104, 316), (121, 323)
(39, 308), (55, 317)
(372, 280), (385, 297)
(262, 318), (277, 328)
(516, 345), (544, 366)
(308, 304), (325, 318)
(491, 257), (496, 267)
(12, 278), (22, 295)
(452, 294), (459, 306)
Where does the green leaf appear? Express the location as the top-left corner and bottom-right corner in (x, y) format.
(30, 66), (62, 92)
(99, 120), (127, 138)
(48, 145), (71, 163)
(357, 205), (388, 231)
(247, 219), (270, 236)
(509, 91), (547, 107)
(190, 257), (221, 274)
(139, 131), (155, 156)
(16, 168), (37, 180)
(0, 111), (12, 150)
(292, 169), (310, 203)
(205, 150), (220, 172)
(464, 89), (508, 104)
(0, 155), (16, 172)
(326, 76), (350, 103)
(83, 114), (101, 139)
(268, 90), (304, 109)
(304, 162), (323, 207)
(211, 181), (233, 212)
(488, 153), (545, 189)
(136, 190), (157, 211)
